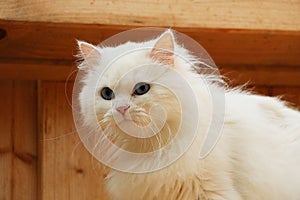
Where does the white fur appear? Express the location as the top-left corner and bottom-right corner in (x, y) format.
(77, 31), (300, 200)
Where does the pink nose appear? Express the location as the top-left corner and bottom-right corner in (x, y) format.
(116, 105), (130, 114)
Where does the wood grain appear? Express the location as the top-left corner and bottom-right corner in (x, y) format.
(0, 0), (300, 31)
(0, 80), (37, 200)
(0, 20), (299, 85)
(0, 20), (299, 66)
(0, 81), (13, 200)
(13, 81), (37, 200)
(38, 81), (110, 200)
(0, 81), (13, 151)
(0, 153), (13, 199)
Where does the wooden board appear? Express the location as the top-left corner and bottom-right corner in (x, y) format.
(0, 20), (299, 65)
(0, 80), (37, 200)
(0, 81), (13, 200)
(0, 20), (299, 85)
(38, 81), (110, 200)
(1, 0), (300, 31)
(13, 81), (37, 200)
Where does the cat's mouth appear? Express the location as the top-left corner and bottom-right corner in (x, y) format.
(115, 111), (152, 128)
(96, 109), (181, 153)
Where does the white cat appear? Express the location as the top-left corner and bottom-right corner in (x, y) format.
(76, 30), (300, 200)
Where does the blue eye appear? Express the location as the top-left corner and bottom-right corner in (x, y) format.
(100, 87), (115, 100)
(133, 82), (150, 95)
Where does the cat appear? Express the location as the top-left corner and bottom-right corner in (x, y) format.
(76, 29), (300, 200)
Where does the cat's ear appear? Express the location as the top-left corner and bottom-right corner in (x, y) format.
(150, 30), (175, 66)
(77, 40), (101, 67)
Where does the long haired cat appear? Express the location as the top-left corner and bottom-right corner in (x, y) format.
(76, 30), (300, 200)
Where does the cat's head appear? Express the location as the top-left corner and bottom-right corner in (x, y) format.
(76, 30), (198, 153)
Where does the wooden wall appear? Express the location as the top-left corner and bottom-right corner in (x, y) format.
(0, 81), (299, 200)
(0, 35), (300, 200)
(0, 81), (37, 200)
(0, 80), (110, 200)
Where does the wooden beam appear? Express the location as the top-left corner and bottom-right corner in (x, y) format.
(1, 0), (300, 31)
(0, 20), (299, 66)
(0, 20), (299, 86)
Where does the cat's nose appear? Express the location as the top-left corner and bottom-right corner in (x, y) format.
(116, 105), (130, 115)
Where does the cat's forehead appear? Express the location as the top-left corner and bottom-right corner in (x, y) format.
(101, 41), (153, 61)
(91, 39), (174, 89)
(96, 49), (154, 88)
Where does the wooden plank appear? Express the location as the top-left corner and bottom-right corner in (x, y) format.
(0, 20), (299, 85)
(38, 81), (110, 200)
(0, 81), (13, 152)
(0, 81), (37, 200)
(271, 87), (300, 108)
(0, 0), (300, 31)
(13, 81), (37, 200)
(0, 80), (13, 200)
(0, 20), (299, 66)
(0, 153), (13, 199)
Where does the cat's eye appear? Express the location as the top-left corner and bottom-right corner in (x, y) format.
(133, 82), (150, 96)
(100, 87), (115, 100)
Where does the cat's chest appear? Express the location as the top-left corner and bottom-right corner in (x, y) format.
(106, 171), (207, 200)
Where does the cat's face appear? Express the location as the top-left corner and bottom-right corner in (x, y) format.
(78, 32), (182, 152)
(76, 30), (222, 172)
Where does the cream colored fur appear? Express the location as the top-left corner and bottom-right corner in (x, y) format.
(77, 31), (300, 200)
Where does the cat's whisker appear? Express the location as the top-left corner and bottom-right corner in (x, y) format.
(165, 123), (173, 143)
(41, 123), (98, 142)
(99, 117), (110, 125)
(89, 125), (122, 167)
(41, 130), (77, 141)
(144, 116), (162, 147)
(70, 121), (108, 158)
(91, 127), (106, 160)
(103, 110), (113, 118)
(64, 68), (79, 109)
(137, 117), (156, 152)
(71, 126), (99, 158)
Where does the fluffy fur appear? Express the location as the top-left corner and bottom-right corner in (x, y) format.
(77, 30), (300, 200)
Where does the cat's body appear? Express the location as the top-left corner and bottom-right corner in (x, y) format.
(76, 30), (300, 200)
(106, 89), (300, 200)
